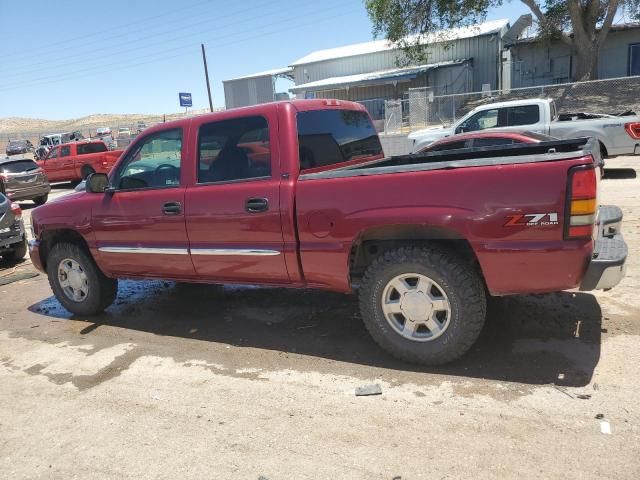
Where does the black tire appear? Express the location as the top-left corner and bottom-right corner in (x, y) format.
(1, 236), (27, 263)
(33, 194), (48, 206)
(81, 166), (95, 180)
(46, 242), (118, 316)
(359, 245), (486, 365)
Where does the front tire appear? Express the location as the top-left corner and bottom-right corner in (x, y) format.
(359, 245), (486, 365)
(46, 242), (118, 316)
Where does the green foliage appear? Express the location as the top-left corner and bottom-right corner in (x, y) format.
(365, 0), (503, 64)
(365, 0), (640, 76)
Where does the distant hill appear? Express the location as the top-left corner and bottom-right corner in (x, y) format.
(0, 109), (211, 141)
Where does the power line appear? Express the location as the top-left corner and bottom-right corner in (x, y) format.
(0, 6), (361, 94)
(2, 0), (214, 59)
(2, 0), (295, 76)
(0, 3), (347, 90)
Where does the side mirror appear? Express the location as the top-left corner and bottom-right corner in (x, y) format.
(86, 173), (110, 193)
(455, 126), (464, 134)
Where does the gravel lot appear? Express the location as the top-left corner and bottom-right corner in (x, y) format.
(1, 158), (639, 479)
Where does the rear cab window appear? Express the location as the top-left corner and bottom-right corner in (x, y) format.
(426, 140), (468, 152)
(77, 142), (108, 155)
(506, 105), (540, 127)
(472, 137), (516, 147)
(0, 160), (39, 174)
(297, 109), (383, 172)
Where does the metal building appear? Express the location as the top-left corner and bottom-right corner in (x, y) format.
(507, 23), (640, 87)
(288, 19), (510, 113)
(223, 68), (293, 109)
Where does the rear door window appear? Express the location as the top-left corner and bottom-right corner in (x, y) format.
(506, 105), (540, 127)
(297, 109), (383, 171)
(60, 145), (71, 157)
(197, 116), (271, 183)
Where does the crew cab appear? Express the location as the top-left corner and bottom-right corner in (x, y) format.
(28, 100), (628, 365)
(37, 140), (123, 182)
(408, 98), (640, 157)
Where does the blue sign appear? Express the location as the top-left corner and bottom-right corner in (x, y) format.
(179, 92), (192, 107)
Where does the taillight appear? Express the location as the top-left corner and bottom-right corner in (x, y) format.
(625, 122), (640, 139)
(10, 202), (22, 221)
(565, 166), (597, 239)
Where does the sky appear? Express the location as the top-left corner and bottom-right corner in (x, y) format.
(0, 0), (530, 120)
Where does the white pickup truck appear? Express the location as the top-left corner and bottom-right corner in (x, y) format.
(408, 98), (640, 157)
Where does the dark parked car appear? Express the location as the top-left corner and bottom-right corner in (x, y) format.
(6, 139), (34, 156)
(0, 193), (26, 263)
(0, 157), (50, 205)
(416, 131), (557, 152)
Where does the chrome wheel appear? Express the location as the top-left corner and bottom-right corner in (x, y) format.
(381, 273), (451, 342)
(58, 258), (89, 302)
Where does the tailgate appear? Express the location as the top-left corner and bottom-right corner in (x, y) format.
(2, 171), (46, 191)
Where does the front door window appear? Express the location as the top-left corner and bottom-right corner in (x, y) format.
(111, 129), (182, 190)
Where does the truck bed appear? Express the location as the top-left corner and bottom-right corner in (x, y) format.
(301, 137), (596, 180)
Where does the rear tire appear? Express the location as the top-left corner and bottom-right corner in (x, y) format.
(46, 242), (117, 316)
(81, 166), (95, 180)
(359, 245), (486, 365)
(33, 194), (48, 206)
(1, 236), (27, 263)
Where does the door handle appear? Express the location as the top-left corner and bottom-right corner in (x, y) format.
(162, 201), (182, 215)
(245, 197), (269, 213)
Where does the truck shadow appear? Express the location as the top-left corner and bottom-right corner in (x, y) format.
(28, 281), (601, 387)
(603, 168), (637, 179)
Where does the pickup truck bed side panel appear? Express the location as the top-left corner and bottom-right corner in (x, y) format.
(295, 156), (594, 295)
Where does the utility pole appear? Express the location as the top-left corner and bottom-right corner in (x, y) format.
(201, 43), (213, 112)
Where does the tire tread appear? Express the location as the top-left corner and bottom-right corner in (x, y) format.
(359, 245), (486, 365)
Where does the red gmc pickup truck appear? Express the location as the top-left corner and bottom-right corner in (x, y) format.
(37, 140), (122, 183)
(28, 100), (628, 365)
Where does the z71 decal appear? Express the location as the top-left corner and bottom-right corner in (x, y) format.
(504, 213), (559, 227)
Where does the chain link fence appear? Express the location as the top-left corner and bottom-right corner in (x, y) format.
(374, 75), (640, 134)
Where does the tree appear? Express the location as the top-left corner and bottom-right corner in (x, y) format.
(365, 0), (640, 81)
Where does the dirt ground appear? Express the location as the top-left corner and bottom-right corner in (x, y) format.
(1, 159), (639, 479)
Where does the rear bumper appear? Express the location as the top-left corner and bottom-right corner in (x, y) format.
(5, 183), (51, 201)
(0, 233), (23, 249)
(579, 205), (627, 291)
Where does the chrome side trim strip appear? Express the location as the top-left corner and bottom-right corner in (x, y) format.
(98, 246), (189, 255)
(190, 248), (281, 256)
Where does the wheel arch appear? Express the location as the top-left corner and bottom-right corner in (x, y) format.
(39, 228), (91, 271)
(349, 224), (484, 285)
